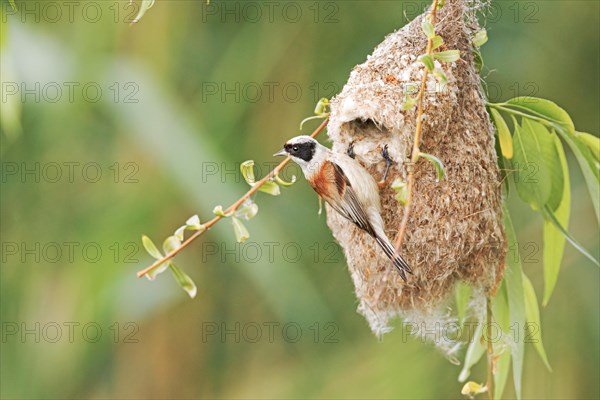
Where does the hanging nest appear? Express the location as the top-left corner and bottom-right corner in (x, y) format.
(325, 0), (505, 352)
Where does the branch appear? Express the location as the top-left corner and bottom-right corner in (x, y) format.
(136, 117), (329, 278)
(394, 0), (440, 251)
(486, 297), (495, 400)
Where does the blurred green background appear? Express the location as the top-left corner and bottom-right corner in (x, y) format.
(1, 0), (598, 399)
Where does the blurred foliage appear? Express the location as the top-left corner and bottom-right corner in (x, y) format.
(1, 1), (598, 399)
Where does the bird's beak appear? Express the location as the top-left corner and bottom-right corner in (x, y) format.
(273, 149), (287, 157)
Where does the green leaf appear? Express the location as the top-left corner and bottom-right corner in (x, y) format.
(458, 322), (485, 382)
(142, 235), (163, 259)
(8, 0), (17, 12)
(505, 97), (575, 134)
(240, 160), (257, 185)
(454, 281), (471, 325)
(131, 0), (156, 24)
(473, 29), (488, 47)
(521, 120), (564, 211)
(419, 152), (445, 181)
(314, 97), (331, 116)
(492, 282), (511, 400)
(512, 119), (552, 210)
(162, 235), (181, 254)
(522, 274), (552, 371)
(489, 108), (513, 159)
(432, 35), (444, 50)
(391, 178), (408, 205)
(421, 20), (435, 38)
(503, 207), (526, 400)
(169, 262), (197, 298)
(556, 130), (600, 223)
(543, 136), (570, 305)
(259, 180), (281, 196)
(275, 173), (297, 186)
(186, 214), (201, 228)
(213, 205), (228, 217)
(418, 54), (435, 72)
(576, 132), (600, 162)
(232, 217), (250, 242)
(146, 262), (168, 281)
(174, 225), (186, 241)
(433, 50), (460, 63)
(543, 206), (599, 266)
(235, 199), (259, 220)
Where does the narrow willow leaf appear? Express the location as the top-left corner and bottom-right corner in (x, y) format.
(168, 262), (197, 298)
(419, 152), (445, 181)
(259, 181), (281, 196)
(433, 50), (460, 63)
(146, 262), (168, 281)
(418, 54), (435, 72)
(458, 322), (485, 382)
(186, 214), (202, 229)
(235, 199), (259, 220)
(391, 178), (408, 205)
(213, 205), (228, 217)
(174, 225), (186, 241)
(454, 281), (471, 325)
(494, 346), (512, 400)
(505, 97), (575, 133)
(142, 235), (163, 259)
(576, 132), (600, 163)
(8, 0), (17, 11)
(512, 119), (552, 210)
(493, 282), (511, 400)
(556, 130), (599, 223)
(525, 120), (563, 211)
(461, 381), (487, 396)
(421, 20), (435, 38)
(162, 235), (181, 254)
(522, 274), (552, 371)
(503, 208), (526, 400)
(543, 206), (599, 266)
(275, 173), (297, 186)
(543, 136), (570, 305)
(131, 0), (156, 24)
(433, 70), (447, 92)
(240, 160), (257, 185)
(432, 35), (444, 50)
(489, 108), (513, 159)
(231, 217), (250, 242)
(473, 29), (488, 47)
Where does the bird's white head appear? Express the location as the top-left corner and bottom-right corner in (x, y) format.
(274, 136), (328, 176)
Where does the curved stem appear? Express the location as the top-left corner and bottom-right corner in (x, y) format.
(136, 117), (329, 278)
(394, 0), (439, 251)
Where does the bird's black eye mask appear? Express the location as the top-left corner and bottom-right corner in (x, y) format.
(285, 141), (316, 162)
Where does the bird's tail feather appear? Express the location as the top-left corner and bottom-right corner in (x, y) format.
(375, 236), (412, 281)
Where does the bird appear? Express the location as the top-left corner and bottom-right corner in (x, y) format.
(274, 135), (412, 280)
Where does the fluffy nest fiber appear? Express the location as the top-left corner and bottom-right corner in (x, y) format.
(326, 0), (506, 344)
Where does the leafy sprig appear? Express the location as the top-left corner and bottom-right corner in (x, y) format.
(137, 112), (330, 297)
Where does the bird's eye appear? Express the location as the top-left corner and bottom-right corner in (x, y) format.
(292, 146), (299, 152)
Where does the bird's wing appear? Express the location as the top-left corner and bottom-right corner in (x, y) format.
(310, 160), (375, 235)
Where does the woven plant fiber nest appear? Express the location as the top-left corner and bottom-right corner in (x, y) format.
(325, 0), (505, 350)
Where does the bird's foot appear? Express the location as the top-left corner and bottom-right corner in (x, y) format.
(377, 144), (393, 188)
(347, 141), (356, 159)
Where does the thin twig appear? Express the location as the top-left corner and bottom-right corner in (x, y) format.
(137, 117), (329, 278)
(394, 0), (440, 251)
(486, 296), (495, 400)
